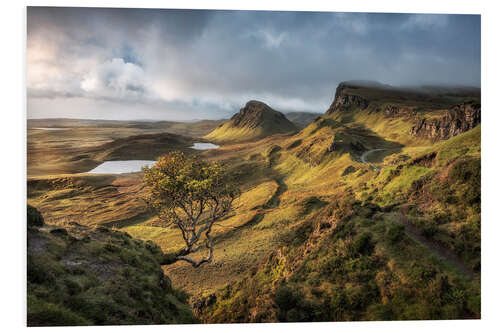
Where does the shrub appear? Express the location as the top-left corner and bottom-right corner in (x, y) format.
(27, 295), (91, 326)
(274, 285), (301, 312)
(448, 158), (480, 206)
(330, 221), (355, 241)
(387, 223), (405, 243)
(300, 196), (327, 216)
(64, 278), (82, 296)
(352, 232), (375, 256)
(422, 220), (439, 238)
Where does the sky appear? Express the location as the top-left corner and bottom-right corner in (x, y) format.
(27, 7), (481, 121)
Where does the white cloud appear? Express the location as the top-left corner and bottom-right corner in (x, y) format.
(80, 58), (148, 101)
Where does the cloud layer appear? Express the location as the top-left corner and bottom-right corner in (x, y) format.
(27, 7), (481, 120)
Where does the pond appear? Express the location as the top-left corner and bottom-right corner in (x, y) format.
(191, 142), (220, 150)
(32, 127), (72, 131)
(87, 160), (156, 174)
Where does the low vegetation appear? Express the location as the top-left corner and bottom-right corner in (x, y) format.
(27, 206), (197, 326)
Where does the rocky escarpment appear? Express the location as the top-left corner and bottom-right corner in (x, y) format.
(326, 83), (370, 115)
(379, 105), (418, 117)
(409, 102), (481, 141)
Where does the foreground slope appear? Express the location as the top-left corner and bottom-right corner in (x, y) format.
(205, 101), (298, 142)
(27, 206), (197, 326)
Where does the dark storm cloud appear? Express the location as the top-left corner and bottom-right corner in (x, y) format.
(27, 7), (480, 120)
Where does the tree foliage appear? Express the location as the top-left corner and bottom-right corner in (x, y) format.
(143, 151), (239, 267)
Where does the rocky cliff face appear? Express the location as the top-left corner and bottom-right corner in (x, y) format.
(380, 105), (418, 117)
(409, 102), (481, 141)
(326, 83), (370, 115)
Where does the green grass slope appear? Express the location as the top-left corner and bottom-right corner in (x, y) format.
(198, 122), (480, 323)
(205, 101), (298, 143)
(27, 206), (197, 326)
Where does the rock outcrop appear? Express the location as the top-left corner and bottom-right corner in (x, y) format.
(381, 105), (418, 118)
(326, 83), (370, 115)
(409, 102), (481, 141)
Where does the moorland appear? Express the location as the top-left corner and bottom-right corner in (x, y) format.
(27, 81), (481, 325)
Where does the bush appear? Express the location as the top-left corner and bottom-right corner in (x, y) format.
(422, 221), (439, 238)
(274, 285), (301, 312)
(387, 223), (405, 243)
(64, 278), (82, 296)
(352, 232), (375, 256)
(448, 158), (480, 206)
(27, 255), (56, 285)
(28, 295), (91, 326)
(330, 221), (355, 241)
(300, 196), (327, 216)
(329, 288), (349, 320)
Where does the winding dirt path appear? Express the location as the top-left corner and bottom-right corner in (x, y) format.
(397, 206), (474, 280)
(360, 149), (386, 172)
(360, 150), (475, 279)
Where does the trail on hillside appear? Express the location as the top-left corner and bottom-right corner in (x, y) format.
(360, 149), (386, 172)
(396, 207), (474, 280)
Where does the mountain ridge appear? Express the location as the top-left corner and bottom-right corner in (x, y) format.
(205, 100), (298, 143)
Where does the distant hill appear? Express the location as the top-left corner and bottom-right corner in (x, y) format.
(284, 112), (323, 128)
(27, 118), (226, 137)
(205, 101), (298, 142)
(90, 132), (196, 161)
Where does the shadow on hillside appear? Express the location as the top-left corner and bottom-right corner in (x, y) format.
(340, 123), (405, 162)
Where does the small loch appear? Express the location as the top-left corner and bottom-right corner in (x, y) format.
(87, 160), (156, 174)
(191, 142), (220, 150)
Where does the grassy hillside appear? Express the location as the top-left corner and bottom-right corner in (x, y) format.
(198, 125), (481, 323)
(205, 101), (298, 143)
(27, 206), (197, 326)
(27, 82), (481, 324)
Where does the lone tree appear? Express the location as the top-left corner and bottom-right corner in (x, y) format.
(142, 151), (239, 267)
